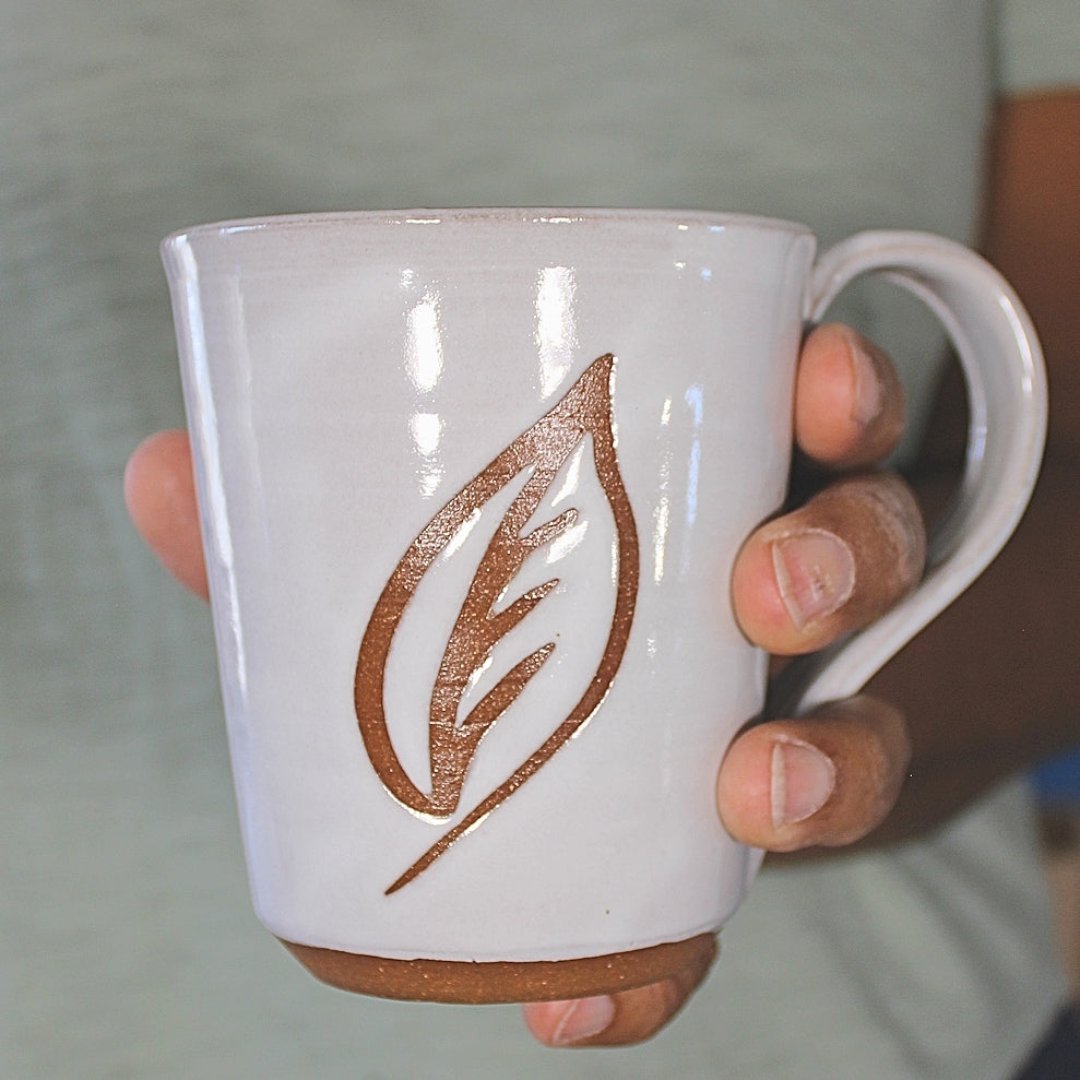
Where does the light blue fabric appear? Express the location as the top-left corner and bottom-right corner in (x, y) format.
(3, 3), (1077, 1077)
(998, 0), (1080, 92)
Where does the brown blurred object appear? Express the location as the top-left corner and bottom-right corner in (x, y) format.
(1041, 807), (1080, 1003)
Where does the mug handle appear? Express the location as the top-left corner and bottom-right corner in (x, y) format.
(771, 231), (1047, 715)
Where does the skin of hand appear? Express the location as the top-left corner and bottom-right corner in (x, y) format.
(125, 321), (923, 1047)
(124, 86), (1080, 1054)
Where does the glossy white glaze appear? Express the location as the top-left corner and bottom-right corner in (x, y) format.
(162, 210), (1044, 962)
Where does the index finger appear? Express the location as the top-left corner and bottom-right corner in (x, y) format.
(796, 323), (906, 468)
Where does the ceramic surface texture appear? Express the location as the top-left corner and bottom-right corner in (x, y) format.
(163, 209), (1044, 976)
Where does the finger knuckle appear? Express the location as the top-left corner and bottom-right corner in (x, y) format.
(811, 475), (927, 620)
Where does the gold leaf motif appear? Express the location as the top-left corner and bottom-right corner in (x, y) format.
(354, 354), (640, 893)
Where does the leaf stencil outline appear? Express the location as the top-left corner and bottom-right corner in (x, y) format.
(354, 354), (640, 893)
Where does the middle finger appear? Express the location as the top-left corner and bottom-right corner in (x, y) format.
(731, 473), (927, 655)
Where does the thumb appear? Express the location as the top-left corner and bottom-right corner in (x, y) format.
(521, 936), (716, 1048)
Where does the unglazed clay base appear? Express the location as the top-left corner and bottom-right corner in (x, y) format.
(281, 933), (717, 1003)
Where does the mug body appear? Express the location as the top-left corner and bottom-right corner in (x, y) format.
(163, 209), (817, 1000)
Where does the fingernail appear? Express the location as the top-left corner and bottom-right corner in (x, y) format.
(551, 995), (616, 1046)
(849, 334), (884, 428)
(772, 530), (855, 628)
(771, 738), (836, 828)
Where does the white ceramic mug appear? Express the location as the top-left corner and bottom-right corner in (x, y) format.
(162, 209), (1046, 1003)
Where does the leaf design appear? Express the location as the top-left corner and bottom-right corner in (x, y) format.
(354, 354), (640, 893)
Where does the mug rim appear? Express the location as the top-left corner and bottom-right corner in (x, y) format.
(163, 207), (815, 249)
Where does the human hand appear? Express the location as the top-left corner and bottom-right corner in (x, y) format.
(124, 323), (923, 1049)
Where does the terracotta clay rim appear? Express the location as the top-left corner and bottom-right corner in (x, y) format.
(281, 932), (717, 1004)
